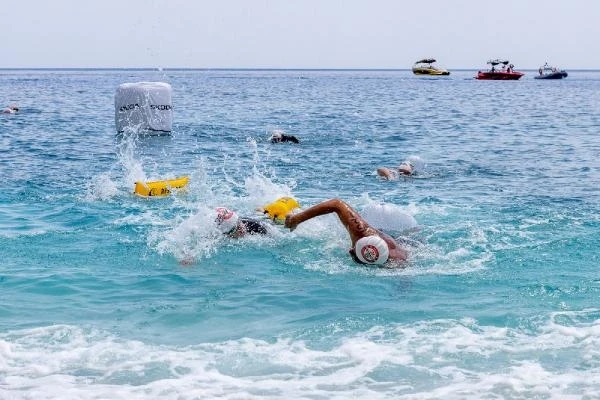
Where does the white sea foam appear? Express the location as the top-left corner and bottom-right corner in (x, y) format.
(82, 172), (120, 202)
(1, 311), (600, 399)
(143, 149), (298, 264)
(116, 132), (147, 186)
(82, 132), (152, 202)
(148, 205), (222, 263)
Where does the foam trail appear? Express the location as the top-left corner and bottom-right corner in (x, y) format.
(83, 172), (120, 202)
(81, 131), (146, 201)
(149, 206), (222, 263)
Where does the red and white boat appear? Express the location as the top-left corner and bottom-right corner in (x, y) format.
(475, 59), (524, 80)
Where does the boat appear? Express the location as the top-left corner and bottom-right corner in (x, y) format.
(475, 59), (524, 80)
(534, 63), (568, 79)
(134, 176), (189, 197)
(412, 58), (450, 76)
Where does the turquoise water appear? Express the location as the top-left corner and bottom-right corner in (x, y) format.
(1, 69), (600, 399)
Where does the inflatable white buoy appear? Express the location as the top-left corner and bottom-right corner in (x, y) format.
(362, 203), (417, 233)
(115, 82), (173, 134)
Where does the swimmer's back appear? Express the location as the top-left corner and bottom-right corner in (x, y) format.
(240, 218), (268, 235)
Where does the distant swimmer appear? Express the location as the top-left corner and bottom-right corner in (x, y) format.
(216, 207), (268, 238)
(270, 129), (300, 144)
(2, 105), (19, 114)
(377, 155), (424, 180)
(284, 198), (408, 267)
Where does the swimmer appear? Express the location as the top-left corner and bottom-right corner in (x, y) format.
(377, 155), (424, 180)
(216, 207), (268, 238)
(2, 105), (19, 114)
(179, 208), (269, 265)
(284, 198), (408, 267)
(270, 129), (300, 144)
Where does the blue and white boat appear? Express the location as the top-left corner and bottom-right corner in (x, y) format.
(535, 62), (568, 79)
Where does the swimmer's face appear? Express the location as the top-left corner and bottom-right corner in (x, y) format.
(270, 131), (283, 142)
(398, 162), (413, 175)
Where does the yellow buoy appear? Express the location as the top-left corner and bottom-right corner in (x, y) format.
(134, 176), (189, 197)
(260, 196), (300, 223)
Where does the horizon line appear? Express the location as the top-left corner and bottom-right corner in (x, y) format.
(1, 67), (599, 72)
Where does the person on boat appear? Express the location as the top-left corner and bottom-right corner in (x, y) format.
(376, 155), (424, 180)
(284, 198), (409, 266)
(2, 105), (19, 114)
(216, 207), (268, 238)
(270, 129), (300, 144)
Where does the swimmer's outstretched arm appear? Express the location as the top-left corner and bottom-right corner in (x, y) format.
(377, 167), (396, 180)
(284, 198), (377, 244)
(285, 198), (408, 263)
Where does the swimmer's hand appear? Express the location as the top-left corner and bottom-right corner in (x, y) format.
(284, 214), (298, 231)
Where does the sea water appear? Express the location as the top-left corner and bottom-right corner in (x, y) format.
(1, 69), (600, 399)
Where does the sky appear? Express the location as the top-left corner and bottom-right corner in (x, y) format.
(4, 0), (600, 69)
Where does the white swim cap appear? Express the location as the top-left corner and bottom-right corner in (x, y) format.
(355, 235), (389, 265)
(406, 155), (424, 172)
(271, 129), (284, 140)
(215, 207), (240, 234)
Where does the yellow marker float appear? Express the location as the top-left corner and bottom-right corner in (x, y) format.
(260, 196), (300, 223)
(134, 176), (189, 197)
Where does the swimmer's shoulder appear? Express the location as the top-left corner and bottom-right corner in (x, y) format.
(283, 135), (300, 143)
(241, 218), (268, 235)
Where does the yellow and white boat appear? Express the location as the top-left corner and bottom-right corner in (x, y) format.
(412, 58), (450, 76)
(134, 176), (189, 197)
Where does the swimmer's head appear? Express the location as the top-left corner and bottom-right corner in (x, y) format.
(215, 207), (240, 234)
(270, 129), (284, 142)
(2, 105), (18, 114)
(354, 235), (389, 265)
(398, 161), (414, 175)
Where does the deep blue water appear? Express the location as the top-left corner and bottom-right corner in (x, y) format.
(1, 69), (600, 399)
